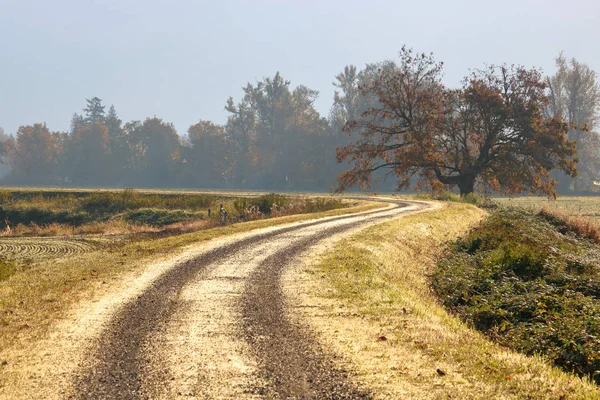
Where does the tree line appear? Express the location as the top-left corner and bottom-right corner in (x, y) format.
(1, 51), (598, 195)
(0, 74), (345, 190)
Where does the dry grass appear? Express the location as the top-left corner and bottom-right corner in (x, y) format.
(289, 203), (599, 399)
(0, 219), (219, 237)
(0, 199), (384, 375)
(538, 206), (600, 244)
(496, 196), (600, 223)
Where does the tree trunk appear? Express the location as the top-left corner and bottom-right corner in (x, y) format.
(458, 177), (475, 197)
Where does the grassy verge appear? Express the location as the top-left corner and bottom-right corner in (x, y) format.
(291, 203), (598, 399)
(0, 199), (383, 361)
(434, 207), (600, 385)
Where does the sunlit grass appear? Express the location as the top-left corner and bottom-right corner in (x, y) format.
(496, 196), (600, 223)
(293, 203), (599, 399)
(0, 189), (349, 237)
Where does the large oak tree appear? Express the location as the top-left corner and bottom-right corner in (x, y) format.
(336, 48), (578, 197)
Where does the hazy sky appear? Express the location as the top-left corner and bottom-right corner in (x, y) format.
(1, 0), (598, 136)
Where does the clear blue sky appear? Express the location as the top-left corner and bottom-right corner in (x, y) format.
(1, 0), (598, 135)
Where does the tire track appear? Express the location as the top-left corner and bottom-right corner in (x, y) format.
(241, 199), (430, 399)
(0, 237), (95, 261)
(71, 199), (428, 399)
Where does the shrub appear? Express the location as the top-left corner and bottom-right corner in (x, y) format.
(233, 198), (248, 217)
(124, 209), (203, 227)
(302, 198), (345, 213)
(416, 190), (493, 207)
(0, 190), (12, 205)
(0, 206), (91, 228)
(250, 193), (289, 214)
(434, 190), (461, 202)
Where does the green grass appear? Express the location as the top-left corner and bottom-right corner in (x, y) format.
(123, 208), (204, 226)
(0, 188), (219, 217)
(434, 207), (600, 384)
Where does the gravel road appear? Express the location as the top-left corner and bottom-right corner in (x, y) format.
(70, 199), (429, 399)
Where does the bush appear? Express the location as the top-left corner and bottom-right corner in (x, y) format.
(416, 190), (493, 207)
(434, 190), (461, 202)
(124, 208), (203, 226)
(0, 206), (91, 228)
(233, 198), (248, 217)
(302, 198), (345, 213)
(433, 207), (600, 383)
(250, 193), (289, 214)
(0, 190), (12, 205)
(79, 190), (217, 214)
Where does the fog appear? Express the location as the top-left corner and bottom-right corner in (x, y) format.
(0, 0), (599, 193)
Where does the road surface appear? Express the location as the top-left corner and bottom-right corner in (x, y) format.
(64, 198), (430, 399)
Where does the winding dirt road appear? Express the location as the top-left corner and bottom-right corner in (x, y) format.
(52, 199), (430, 399)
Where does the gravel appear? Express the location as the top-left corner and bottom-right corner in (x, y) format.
(71, 199), (428, 399)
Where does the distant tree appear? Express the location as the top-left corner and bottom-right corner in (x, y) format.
(328, 63), (400, 189)
(331, 66), (362, 127)
(8, 123), (62, 182)
(225, 72), (330, 188)
(0, 128), (9, 156)
(0, 128), (12, 178)
(83, 97), (106, 123)
(330, 61), (399, 135)
(337, 47), (578, 197)
(105, 105), (123, 138)
(184, 120), (232, 187)
(127, 117), (182, 185)
(70, 113), (86, 135)
(102, 105), (130, 183)
(547, 54), (600, 192)
(64, 122), (112, 185)
(225, 94), (257, 185)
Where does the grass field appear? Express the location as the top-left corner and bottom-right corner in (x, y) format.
(0, 189), (351, 283)
(496, 196), (600, 223)
(0, 189), (346, 235)
(291, 203), (599, 398)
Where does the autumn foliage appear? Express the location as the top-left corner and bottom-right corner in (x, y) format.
(336, 47), (578, 197)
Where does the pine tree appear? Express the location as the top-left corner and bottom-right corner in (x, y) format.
(105, 105), (122, 138)
(83, 97), (106, 123)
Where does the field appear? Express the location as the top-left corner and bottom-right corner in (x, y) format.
(0, 188), (377, 336)
(496, 196), (600, 223)
(0, 189), (350, 281)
